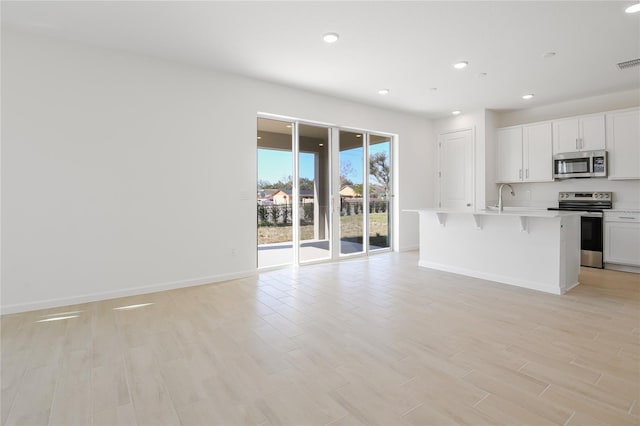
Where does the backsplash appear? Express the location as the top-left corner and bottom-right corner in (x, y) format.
(488, 179), (640, 209)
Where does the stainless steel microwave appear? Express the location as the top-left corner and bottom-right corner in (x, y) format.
(553, 150), (607, 179)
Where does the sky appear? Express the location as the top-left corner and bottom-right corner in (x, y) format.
(258, 141), (390, 185)
(258, 150), (314, 183)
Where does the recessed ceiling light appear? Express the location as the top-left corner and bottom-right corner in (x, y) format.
(452, 111), (461, 115)
(430, 87), (438, 91)
(478, 72), (487, 78)
(356, 134), (362, 138)
(319, 143), (324, 146)
(378, 89), (390, 95)
(543, 51), (556, 59)
(453, 61), (468, 69)
(522, 94), (535, 100)
(323, 32), (339, 43)
(257, 136), (262, 140)
(625, 3), (640, 13)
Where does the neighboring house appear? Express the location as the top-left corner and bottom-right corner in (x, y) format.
(339, 185), (358, 198)
(283, 189), (315, 204)
(257, 189), (288, 205)
(258, 188), (313, 205)
(272, 190), (290, 205)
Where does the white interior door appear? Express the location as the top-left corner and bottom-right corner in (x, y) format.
(438, 129), (474, 210)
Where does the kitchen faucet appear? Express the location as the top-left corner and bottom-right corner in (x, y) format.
(498, 183), (515, 212)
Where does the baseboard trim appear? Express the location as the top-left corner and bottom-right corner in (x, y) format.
(561, 280), (581, 295)
(605, 263), (640, 274)
(398, 245), (419, 252)
(0, 269), (257, 315)
(418, 260), (562, 295)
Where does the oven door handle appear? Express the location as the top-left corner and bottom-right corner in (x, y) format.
(581, 212), (604, 218)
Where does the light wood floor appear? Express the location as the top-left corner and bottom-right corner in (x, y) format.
(2, 252), (639, 426)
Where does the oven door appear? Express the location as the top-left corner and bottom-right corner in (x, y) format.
(554, 156), (592, 178)
(581, 212), (604, 268)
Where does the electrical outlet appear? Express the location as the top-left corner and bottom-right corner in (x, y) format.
(231, 248), (237, 257)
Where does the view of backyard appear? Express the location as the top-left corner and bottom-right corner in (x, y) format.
(257, 119), (392, 265)
(258, 212), (389, 246)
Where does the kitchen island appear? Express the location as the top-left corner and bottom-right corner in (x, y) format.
(406, 208), (582, 295)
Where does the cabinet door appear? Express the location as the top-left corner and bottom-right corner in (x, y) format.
(606, 109), (640, 179)
(496, 127), (523, 183)
(553, 118), (580, 153)
(604, 222), (640, 266)
(439, 130), (475, 210)
(523, 122), (553, 182)
(580, 114), (606, 151)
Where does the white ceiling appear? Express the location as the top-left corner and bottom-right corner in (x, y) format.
(2, 1), (639, 118)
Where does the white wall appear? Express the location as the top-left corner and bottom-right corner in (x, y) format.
(1, 30), (434, 313)
(493, 91), (640, 209)
(484, 110), (498, 206)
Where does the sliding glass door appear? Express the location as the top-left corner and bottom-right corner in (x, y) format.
(298, 124), (331, 263)
(339, 130), (365, 255)
(368, 134), (392, 251)
(257, 117), (392, 268)
(338, 131), (393, 256)
(257, 118), (295, 268)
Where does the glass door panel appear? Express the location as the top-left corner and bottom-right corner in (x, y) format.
(298, 124), (331, 262)
(368, 134), (392, 250)
(339, 130), (365, 255)
(257, 117), (294, 268)
(258, 117), (394, 266)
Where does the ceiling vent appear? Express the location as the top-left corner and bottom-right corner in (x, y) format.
(617, 58), (640, 70)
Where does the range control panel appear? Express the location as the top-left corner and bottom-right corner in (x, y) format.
(558, 192), (612, 201)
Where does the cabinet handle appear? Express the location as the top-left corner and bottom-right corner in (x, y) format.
(576, 138), (578, 149)
(519, 169), (522, 179)
(526, 168), (529, 179)
(618, 217), (637, 220)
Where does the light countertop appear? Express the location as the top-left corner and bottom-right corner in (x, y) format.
(404, 207), (581, 218)
(609, 209), (640, 213)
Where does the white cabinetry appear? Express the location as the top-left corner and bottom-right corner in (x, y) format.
(496, 122), (553, 183)
(604, 212), (640, 267)
(496, 127), (522, 183)
(553, 114), (605, 154)
(606, 108), (640, 180)
(523, 122), (553, 182)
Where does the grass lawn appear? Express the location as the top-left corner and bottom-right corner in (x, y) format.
(258, 213), (389, 245)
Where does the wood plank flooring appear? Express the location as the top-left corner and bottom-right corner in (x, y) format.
(2, 252), (639, 425)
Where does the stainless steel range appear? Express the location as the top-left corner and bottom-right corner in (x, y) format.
(548, 192), (612, 268)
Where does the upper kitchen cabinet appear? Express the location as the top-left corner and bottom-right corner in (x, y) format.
(552, 114), (605, 154)
(496, 126), (522, 183)
(496, 122), (553, 183)
(523, 122), (553, 182)
(606, 108), (640, 180)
